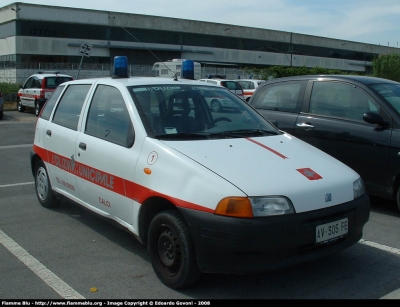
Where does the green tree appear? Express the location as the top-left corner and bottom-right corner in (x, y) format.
(372, 53), (400, 82)
(0, 82), (20, 93)
(244, 66), (356, 80)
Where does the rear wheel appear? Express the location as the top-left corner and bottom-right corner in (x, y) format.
(34, 101), (40, 116)
(148, 210), (201, 289)
(35, 160), (59, 208)
(397, 187), (400, 212)
(17, 97), (25, 112)
(0, 111), (3, 120)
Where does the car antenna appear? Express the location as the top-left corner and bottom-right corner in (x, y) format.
(120, 26), (179, 81)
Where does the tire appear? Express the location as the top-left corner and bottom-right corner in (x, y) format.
(34, 101), (40, 116)
(17, 98), (25, 112)
(397, 187), (400, 213)
(148, 210), (201, 289)
(35, 160), (60, 208)
(0, 111), (3, 120)
(210, 99), (221, 112)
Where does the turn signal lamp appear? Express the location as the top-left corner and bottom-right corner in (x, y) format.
(181, 59), (195, 80)
(113, 56), (129, 78)
(215, 197), (253, 218)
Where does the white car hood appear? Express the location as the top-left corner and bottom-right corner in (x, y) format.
(162, 134), (360, 213)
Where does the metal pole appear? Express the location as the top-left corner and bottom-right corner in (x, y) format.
(76, 55), (84, 79)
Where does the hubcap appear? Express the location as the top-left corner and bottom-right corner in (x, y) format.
(36, 167), (49, 201)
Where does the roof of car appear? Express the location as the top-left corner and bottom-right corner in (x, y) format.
(263, 74), (400, 85)
(30, 71), (73, 78)
(235, 79), (265, 82)
(63, 76), (221, 87)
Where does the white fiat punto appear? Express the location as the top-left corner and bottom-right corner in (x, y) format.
(30, 57), (370, 289)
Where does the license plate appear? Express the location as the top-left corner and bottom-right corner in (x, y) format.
(316, 217), (348, 244)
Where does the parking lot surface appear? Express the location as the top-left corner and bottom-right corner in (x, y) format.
(1, 109), (400, 299)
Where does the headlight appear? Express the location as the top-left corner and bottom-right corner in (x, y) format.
(215, 196), (295, 218)
(353, 178), (365, 199)
(250, 196), (295, 216)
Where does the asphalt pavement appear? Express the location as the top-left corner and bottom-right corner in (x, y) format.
(2, 108), (400, 299)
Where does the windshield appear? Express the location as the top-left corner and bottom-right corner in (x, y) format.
(369, 83), (400, 114)
(129, 84), (279, 139)
(46, 76), (73, 88)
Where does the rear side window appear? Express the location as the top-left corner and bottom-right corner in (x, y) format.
(52, 84), (91, 130)
(45, 76), (73, 89)
(24, 77), (35, 89)
(252, 81), (306, 112)
(40, 85), (65, 120)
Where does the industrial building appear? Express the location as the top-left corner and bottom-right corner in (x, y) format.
(0, 2), (399, 83)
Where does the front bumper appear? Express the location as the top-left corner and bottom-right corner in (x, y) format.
(179, 194), (370, 274)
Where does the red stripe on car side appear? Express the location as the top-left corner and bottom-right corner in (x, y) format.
(124, 181), (214, 213)
(245, 138), (288, 159)
(33, 145), (214, 213)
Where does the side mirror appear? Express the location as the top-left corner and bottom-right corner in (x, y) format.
(363, 111), (389, 127)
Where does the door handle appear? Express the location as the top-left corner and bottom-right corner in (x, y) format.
(79, 142), (87, 150)
(296, 122), (315, 131)
(46, 130), (51, 136)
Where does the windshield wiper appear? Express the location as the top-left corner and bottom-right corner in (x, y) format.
(154, 132), (210, 140)
(208, 129), (279, 138)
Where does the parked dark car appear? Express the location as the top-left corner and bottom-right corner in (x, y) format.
(248, 75), (400, 211)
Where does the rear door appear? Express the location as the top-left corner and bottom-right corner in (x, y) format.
(42, 83), (91, 200)
(21, 76), (40, 108)
(294, 80), (392, 196)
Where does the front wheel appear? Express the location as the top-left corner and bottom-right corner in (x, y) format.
(35, 160), (60, 208)
(17, 98), (25, 112)
(148, 210), (201, 289)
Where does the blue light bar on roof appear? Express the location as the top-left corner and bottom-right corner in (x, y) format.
(181, 59), (195, 80)
(113, 56), (128, 78)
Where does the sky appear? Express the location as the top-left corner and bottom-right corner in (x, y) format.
(2, 0), (400, 47)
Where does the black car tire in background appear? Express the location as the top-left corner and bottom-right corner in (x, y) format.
(397, 188), (400, 212)
(17, 97), (25, 112)
(34, 100), (41, 116)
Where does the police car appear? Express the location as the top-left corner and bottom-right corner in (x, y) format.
(30, 56), (370, 289)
